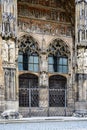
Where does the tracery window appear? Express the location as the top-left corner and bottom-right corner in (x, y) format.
(48, 53), (68, 73)
(18, 36), (39, 72)
(18, 52), (39, 72)
(47, 39), (70, 74)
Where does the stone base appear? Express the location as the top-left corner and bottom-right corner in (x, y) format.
(5, 101), (19, 111)
(74, 101), (87, 117)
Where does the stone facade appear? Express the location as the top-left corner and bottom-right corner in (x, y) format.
(75, 0), (87, 116)
(0, 0), (87, 117)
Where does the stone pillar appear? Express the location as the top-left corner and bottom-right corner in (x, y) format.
(67, 46), (74, 110)
(67, 75), (74, 107)
(75, 48), (87, 116)
(39, 53), (48, 87)
(0, 37), (5, 112)
(39, 52), (49, 115)
(74, 0), (87, 116)
(39, 88), (48, 108)
(0, 0), (18, 111)
(78, 74), (86, 101)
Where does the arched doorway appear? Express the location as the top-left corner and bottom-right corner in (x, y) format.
(19, 73), (39, 116)
(49, 75), (67, 116)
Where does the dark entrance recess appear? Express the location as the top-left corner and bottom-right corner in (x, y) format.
(19, 74), (39, 108)
(49, 75), (67, 107)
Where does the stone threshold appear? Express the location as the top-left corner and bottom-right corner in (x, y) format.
(0, 117), (87, 124)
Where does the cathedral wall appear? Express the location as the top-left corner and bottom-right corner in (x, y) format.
(0, 0), (75, 116)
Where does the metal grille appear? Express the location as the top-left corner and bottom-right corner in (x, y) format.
(19, 88), (39, 107)
(19, 74), (73, 117)
(49, 89), (66, 107)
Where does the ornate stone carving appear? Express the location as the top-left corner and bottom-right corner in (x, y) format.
(39, 72), (48, 87)
(83, 49), (87, 72)
(18, 35), (39, 54)
(1, 40), (15, 65)
(47, 39), (70, 56)
(1, 40), (8, 63)
(40, 54), (48, 72)
(77, 48), (84, 73)
(18, 19), (71, 37)
(8, 43), (15, 64)
(77, 48), (87, 73)
(1, 0), (17, 37)
(18, 3), (66, 22)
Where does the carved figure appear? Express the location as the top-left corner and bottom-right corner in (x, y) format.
(77, 48), (84, 72)
(39, 72), (48, 87)
(2, 41), (8, 62)
(40, 54), (48, 72)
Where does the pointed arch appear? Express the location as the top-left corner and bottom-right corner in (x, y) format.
(47, 38), (70, 56)
(18, 34), (40, 54)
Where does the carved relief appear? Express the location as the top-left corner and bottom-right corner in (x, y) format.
(18, 3), (65, 22)
(18, 19), (71, 37)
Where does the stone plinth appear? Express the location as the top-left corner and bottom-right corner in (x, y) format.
(5, 101), (19, 111)
(74, 101), (87, 117)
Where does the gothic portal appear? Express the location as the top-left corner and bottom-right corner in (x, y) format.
(0, 0), (87, 117)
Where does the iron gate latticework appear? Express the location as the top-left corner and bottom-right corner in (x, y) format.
(19, 74), (73, 117)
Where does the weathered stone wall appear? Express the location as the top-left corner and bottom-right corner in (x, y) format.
(0, 0), (75, 115)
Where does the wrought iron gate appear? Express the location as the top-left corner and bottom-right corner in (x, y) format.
(19, 74), (73, 117)
(48, 75), (72, 116)
(48, 88), (67, 116)
(19, 74), (40, 117)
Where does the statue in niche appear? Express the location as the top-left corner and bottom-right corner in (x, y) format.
(8, 43), (15, 63)
(77, 48), (84, 72)
(39, 72), (48, 87)
(40, 54), (48, 72)
(83, 49), (87, 72)
(2, 41), (8, 62)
